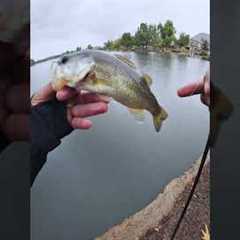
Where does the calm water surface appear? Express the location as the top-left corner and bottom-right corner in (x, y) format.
(31, 52), (209, 240)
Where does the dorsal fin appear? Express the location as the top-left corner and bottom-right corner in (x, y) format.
(141, 73), (153, 86)
(115, 54), (136, 69)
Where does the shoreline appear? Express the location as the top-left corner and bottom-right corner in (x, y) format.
(141, 161), (209, 240)
(95, 155), (210, 240)
(31, 49), (209, 67)
(106, 47), (210, 61)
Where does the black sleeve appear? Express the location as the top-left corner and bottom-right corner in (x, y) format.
(31, 99), (73, 186)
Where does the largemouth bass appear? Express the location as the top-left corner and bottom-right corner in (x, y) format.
(51, 50), (168, 132)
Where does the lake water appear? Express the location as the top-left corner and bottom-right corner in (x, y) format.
(31, 52), (209, 240)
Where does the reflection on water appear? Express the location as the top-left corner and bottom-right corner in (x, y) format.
(31, 52), (209, 240)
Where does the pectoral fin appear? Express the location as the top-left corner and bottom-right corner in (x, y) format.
(128, 108), (145, 122)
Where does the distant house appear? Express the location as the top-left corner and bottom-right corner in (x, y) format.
(190, 39), (202, 49)
(191, 33), (210, 46)
(189, 33), (210, 56)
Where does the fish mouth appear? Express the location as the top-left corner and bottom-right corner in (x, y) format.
(75, 73), (91, 89)
(75, 64), (96, 89)
(76, 62), (96, 82)
(53, 62), (96, 89)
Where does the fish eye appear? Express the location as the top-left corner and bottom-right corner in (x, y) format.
(59, 56), (69, 64)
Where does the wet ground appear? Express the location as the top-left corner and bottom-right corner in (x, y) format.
(140, 162), (210, 240)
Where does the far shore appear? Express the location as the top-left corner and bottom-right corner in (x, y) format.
(31, 48), (209, 67)
(114, 47), (210, 61)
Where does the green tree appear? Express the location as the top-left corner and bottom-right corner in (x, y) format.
(113, 39), (121, 50)
(102, 20), (189, 51)
(104, 39), (121, 50)
(148, 24), (161, 47)
(158, 20), (176, 48)
(177, 33), (190, 47)
(134, 23), (151, 48)
(120, 32), (134, 48)
(104, 40), (114, 50)
(87, 44), (93, 49)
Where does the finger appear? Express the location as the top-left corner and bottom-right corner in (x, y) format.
(177, 81), (204, 97)
(31, 83), (55, 106)
(201, 94), (210, 106)
(204, 74), (210, 97)
(56, 86), (77, 101)
(0, 106), (8, 127)
(6, 83), (30, 113)
(71, 102), (108, 118)
(37, 83), (55, 97)
(75, 92), (111, 104)
(66, 107), (72, 124)
(2, 114), (29, 141)
(0, 75), (11, 93)
(0, 42), (15, 70)
(71, 118), (92, 129)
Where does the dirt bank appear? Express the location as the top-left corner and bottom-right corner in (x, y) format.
(141, 161), (209, 240)
(96, 155), (210, 240)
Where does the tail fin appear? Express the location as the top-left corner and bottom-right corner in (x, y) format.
(153, 108), (168, 132)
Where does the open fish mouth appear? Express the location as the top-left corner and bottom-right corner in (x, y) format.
(51, 59), (96, 90)
(69, 62), (96, 85)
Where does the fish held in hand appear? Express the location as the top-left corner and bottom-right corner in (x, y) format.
(51, 50), (168, 132)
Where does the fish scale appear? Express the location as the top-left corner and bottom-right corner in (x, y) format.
(51, 50), (168, 132)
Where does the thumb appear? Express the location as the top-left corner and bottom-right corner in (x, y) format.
(31, 83), (56, 106)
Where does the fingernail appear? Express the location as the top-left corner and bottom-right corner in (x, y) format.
(100, 103), (108, 112)
(72, 118), (92, 129)
(99, 95), (111, 103)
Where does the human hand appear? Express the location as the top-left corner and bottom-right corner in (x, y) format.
(177, 72), (210, 106)
(0, 41), (30, 142)
(0, 23), (30, 142)
(57, 86), (110, 129)
(31, 83), (110, 130)
(1, 82), (30, 141)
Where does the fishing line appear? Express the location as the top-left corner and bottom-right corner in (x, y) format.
(170, 133), (211, 240)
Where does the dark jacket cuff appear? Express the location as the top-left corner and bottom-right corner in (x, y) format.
(31, 98), (73, 153)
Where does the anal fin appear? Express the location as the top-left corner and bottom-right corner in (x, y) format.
(128, 108), (145, 122)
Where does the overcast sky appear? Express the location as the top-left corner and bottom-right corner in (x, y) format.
(31, 0), (209, 59)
